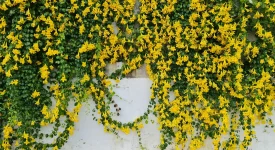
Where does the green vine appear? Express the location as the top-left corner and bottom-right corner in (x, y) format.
(1, 0), (275, 150)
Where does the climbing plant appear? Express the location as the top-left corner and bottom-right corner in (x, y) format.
(1, 0), (275, 149)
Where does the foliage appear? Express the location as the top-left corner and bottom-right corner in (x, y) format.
(1, 0), (275, 149)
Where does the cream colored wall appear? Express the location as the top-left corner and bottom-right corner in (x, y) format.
(37, 77), (275, 150)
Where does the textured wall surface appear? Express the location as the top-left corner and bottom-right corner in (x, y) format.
(38, 78), (275, 150)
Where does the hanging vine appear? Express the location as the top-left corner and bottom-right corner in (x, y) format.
(1, 0), (275, 150)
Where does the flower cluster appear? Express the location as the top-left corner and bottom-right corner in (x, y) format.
(1, 0), (275, 150)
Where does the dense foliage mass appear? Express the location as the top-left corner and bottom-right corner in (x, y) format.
(1, 0), (275, 149)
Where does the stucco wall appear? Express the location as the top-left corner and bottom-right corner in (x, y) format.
(37, 77), (275, 150)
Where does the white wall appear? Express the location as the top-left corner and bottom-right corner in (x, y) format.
(40, 78), (275, 150)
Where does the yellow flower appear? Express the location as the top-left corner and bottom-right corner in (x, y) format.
(67, 111), (79, 122)
(71, 84), (75, 90)
(16, 25), (22, 30)
(23, 132), (29, 139)
(26, 8), (32, 20)
(136, 123), (144, 129)
(169, 104), (180, 114)
(31, 121), (35, 126)
(1, 41), (7, 50)
(2, 140), (11, 149)
(46, 48), (59, 56)
(50, 65), (54, 70)
(35, 98), (40, 105)
(121, 126), (130, 135)
(10, 79), (19, 85)
(82, 7), (90, 17)
(0, 90), (6, 95)
(79, 24), (85, 34)
(53, 146), (58, 150)
(24, 139), (30, 145)
(3, 124), (13, 139)
(34, 33), (40, 39)
(67, 126), (74, 135)
(251, 46), (259, 58)
(82, 62), (86, 67)
(98, 71), (104, 78)
(17, 121), (22, 127)
(31, 90), (40, 98)
(61, 73), (67, 82)
(268, 58), (274, 66)
(1, 53), (11, 65)
(5, 70), (12, 77)
(90, 84), (97, 93)
(109, 34), (118, 46)
(260, 59), (265, 64)
(40, 120), (47, 126)
(253, 11), (263, 19)
(115, 78), (120, 83)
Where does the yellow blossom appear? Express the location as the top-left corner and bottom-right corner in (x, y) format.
(10, 79), (19, 85)
(17, 121), (22, 127)
(121, 126), (130, 135)
(46, 48), (59, 56)
(61, 73), (67, 82)
(5, 70), (12, 77)
(31, 90), (40, 98)
(67, 126), (74, 135)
